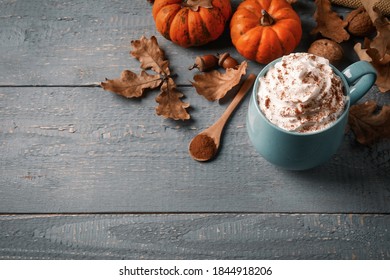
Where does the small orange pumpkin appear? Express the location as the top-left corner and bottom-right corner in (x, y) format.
(230, 0), (302, 64)
(152, 0), (232, 48)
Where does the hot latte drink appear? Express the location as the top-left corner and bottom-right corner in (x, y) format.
(257, 53), (347, 133)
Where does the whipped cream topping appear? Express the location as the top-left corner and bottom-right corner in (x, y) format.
(258, 53), (347, 133)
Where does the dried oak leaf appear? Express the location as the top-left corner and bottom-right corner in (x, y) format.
(130, 36), (170, 76)
(366, 48), (390, 93)
(355, 41), (390, 93)
(311, 0), (350, 43)
(182, 0), (213, 11)
(101, 35), (190, 120)
(352, 1), (390, 92)
(368, 10), (390, 64)
(101, 70), (162, 98)
(191, 61), (247, 101)
(156, 78), (190, 120)
(348, 100), (390, 145)
(360, 0), (381, 25)
(359, 0), (390, 60)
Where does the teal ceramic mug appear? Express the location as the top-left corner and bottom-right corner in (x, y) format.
(246, 56), (377, 170)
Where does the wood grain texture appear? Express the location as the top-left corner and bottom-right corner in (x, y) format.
(1, 0), (390, 261)
(1, 86), (389, 213)
(0, 0), (359, 86)
(0, 213), (389, 259)
(0, 0), (238, 86)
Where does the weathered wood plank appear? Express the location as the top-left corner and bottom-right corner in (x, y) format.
(1, 0), (389, 262)
(0, 213), (389, 259)
(0, 0), (359, 86)
(1, 86), (389, 213)
(0, 0), (239, 86)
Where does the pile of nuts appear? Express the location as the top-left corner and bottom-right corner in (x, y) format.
(308, 7), (374, 64)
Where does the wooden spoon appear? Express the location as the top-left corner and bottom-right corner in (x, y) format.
(189, 73), (256, 161)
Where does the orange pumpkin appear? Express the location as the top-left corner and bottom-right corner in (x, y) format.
(152, 0), (232, 48)
(230, 0), (302, 64)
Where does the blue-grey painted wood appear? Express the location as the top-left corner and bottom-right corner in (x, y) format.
(1, 0), (390, 260)
(0, 214), (389, 259)
(1, 86), (389, 213)
(0, 0), (361, 86)
(0, 0), (238, 86)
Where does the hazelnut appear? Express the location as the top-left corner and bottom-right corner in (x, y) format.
(308, 39), (343, 64)
(345, 7), (375, 37)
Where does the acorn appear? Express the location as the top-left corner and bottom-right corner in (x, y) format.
(217, 52), (239, 69)
(188, 55), (219, 72)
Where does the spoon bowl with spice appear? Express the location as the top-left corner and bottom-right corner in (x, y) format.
(189, 74), (256, 162)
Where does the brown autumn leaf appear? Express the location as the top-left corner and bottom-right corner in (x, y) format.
(156, 78), (190, 120)
(354, 41), (390, 93)
(359, 0), (390, 62)
(101, 70), (162, 98)
(182, 0), (213, 11)
(366, 47), (390, 93)
(101, 35), (190, 120)
(191, 61), (248, 101)
(311, 0), (350, 43)
(130, 35), (170, 76)
(353, 1), (390, 92)
(348, 100), (390, 145)
(371, 14), (390, 61)
(360, 0), (381, 24)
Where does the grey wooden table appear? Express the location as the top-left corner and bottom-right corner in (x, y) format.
(1, 0), (390, 259)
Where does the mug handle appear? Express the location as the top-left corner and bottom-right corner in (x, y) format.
(342, 61), (377, 105)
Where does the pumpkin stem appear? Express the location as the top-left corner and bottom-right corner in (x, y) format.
(260, 10), (275, 26)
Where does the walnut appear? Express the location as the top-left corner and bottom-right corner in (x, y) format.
(308, 39), (343, 64)
(345, 7), (375, 37)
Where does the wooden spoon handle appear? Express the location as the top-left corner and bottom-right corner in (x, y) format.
(212, 73), (256, 133)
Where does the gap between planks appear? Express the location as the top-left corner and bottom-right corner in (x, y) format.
(0, 212), (389, 216)
(0, 84), (193, 88)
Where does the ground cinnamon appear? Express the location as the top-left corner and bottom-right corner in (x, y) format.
(189, 134), (217, 161)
